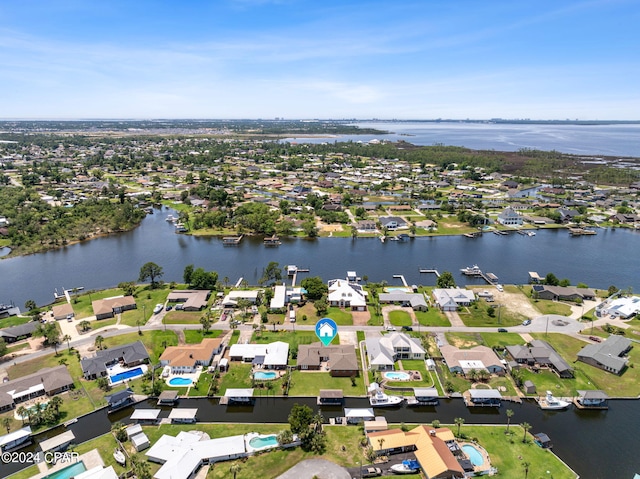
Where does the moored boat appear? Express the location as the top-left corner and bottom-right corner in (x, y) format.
(537, 391), (571, 410)
(460, 264), (481, 275)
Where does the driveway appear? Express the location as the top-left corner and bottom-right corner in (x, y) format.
(276, 459), (350, 479)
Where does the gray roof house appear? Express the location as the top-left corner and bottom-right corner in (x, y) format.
(532, 285), (596, 301)
(379, 216), (408, 230)
(497, 207), (523, 226)
(506, 340), (574, 378)
(378, 292), (428, 311)
(0, 322), (40, 343)
(81, 341), (150, 380)
(577, 336), (632, 375)
(0, 366), (74, 412)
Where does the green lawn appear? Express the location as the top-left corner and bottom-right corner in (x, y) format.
(325, 307), (353, 325)
(163, 311), (205, 324)
(388, 310), (412, 326)
(218, 363), (255, 391)
(101, 330), (178, 362)
(184, 329), (223, 344)
(531, 299), (573, 316)
(76, 317), (118, 333)
(459, 425), (577, 479)
(414, 309), (450, 327)
(458, 302), (526, 327)
(0, 315), (32, 328)
(382, 359), (443, 395)
(289, 371), (364, 396)
(367, 305), (383, 326)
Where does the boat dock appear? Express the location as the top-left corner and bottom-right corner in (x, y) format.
(263, 235), (281, 246)
(419, 269), (441, 277)
(569, 227), (597, 236)
(223, 235), (243, 246)
(392, 274), (409, 287)
(460, 266), (498, 285)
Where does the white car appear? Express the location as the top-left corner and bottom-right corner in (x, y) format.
(386, 326), (396, 331)
(153, 304), (163, 314)
(496, 284), (504, 292)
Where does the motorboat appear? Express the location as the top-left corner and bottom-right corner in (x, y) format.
(113, 448), (126, 465)
(368, 382), (404, 407)
(390, 460), (420, 474)
(460, 265), (481, 275)
(537, 391), (571, 410)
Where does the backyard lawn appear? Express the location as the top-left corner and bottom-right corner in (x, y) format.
(414, 309), (450, 327)
(325, 307), (353, 325)
(163, 311), (205, 324)
(458, 302), (526, 327)
(288, 371), (364, 396)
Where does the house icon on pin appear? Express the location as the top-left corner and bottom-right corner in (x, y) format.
(319, 322), (335, 337)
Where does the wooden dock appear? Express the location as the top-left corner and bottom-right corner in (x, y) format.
(264, 235), (281, 246)
(223, 235), (243, 246)
(419, 269), (441, 277)
(568, 227), (597, 236)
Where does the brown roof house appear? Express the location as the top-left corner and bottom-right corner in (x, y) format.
(160, 338), (224, 374)
(0, 366), (73, 412)
(297, 343), (359, 377)
(92, 295), (137, 320)
(52, 303), (74, 321)
(166, 290), (211, 311)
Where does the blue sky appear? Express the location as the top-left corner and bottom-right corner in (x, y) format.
(1, 0), (638, 119)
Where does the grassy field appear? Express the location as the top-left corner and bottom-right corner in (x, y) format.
(163, 311), (205, 324)
(77, 317), (118, 333)
(414, 309), (450, 327)
(367, 305), (383, 326)
(388, 310), (412, 326)
(445, 332), (524, 349)
(458, 301), (526, 327)
(531, 299), (573, 316)
(530, 333), (640, 397)
(289, 371), (364, 396)
(183, 329), (223, 344)
(325, 307), (353, 325)
(0, 315), (32, 328)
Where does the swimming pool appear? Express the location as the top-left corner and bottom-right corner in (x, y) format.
(109, 366), (144, 384)
(249, 434), (278, 449)
(168, 377), (193, 386)
(383, 371), (411, 381)
(41, 461), (86, 479)
(254, 371), (277, 380)
(462, 444), (484, 466)
(385, 286), (411, 292)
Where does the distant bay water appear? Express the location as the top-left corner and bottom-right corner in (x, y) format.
(283, 121), (640, 158)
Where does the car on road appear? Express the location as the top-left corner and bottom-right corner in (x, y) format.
(589, 336), (602, 342)
(498, 328), (508, 333)
(361, 467), (382, 478)
(385, 326), (396, 331)
(402, 326), (413, 331)
(522, 319), (531, 326)
(153, 304), (163, 314)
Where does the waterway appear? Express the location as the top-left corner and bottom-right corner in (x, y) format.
(0, 206), (638, 307)
(1, 396), (636, 479)
(283, 121), (640, 158)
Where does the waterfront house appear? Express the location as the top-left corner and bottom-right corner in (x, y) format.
(439, 345), (505, 377)
(505, 340), (574, 378)
(378, 292), (428, 311)
(600, 296), (640, 319)
(297, 342), (359, 377)
(166, 290), (211, 311)
(159, 338), (223, 374)
(432, 288), (476, 311)
(368, 426), (465, 479)
(91, 295), (137, 320)
(379, 216), (408, 230)
(327, 279), (367, 311)
(105, 388), (135, 411)
(532, 285), (595, 302)
(365, 333), (425, 371)
(576, 335), (632, 375)
(0, 303), (21, 319)
(80, 340), (150, 380)
(221, 290), (261, 307)
(228, 341), (289, 369)
(356, 219), (377, 232)
(0, 366), (73, 412)
(497, 207), (523, 226)
(52, 303), (75, 320)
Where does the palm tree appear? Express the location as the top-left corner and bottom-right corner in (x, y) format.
(3, 416), (10, 433)
(522, 461), (530, 479)
(520, 422), (531, 443)
(223, 277), (230, 288)
(454, 417), (465, 437)
(95, 335), (104, 350)
(62, 334), (72, 351)
(49, 396), (63, 416)
(506, 409), (514, 433)
(230, 463), (241, 479)
(377, 437), (386, 451)
(79, 320), (91, 332)
(16, 406), (27, 426)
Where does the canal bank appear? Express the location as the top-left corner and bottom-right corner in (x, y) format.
(2, 395), (637, 479)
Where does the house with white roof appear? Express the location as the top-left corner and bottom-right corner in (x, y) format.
(222, 290), (261, 307)
(228, 341), (289, 369)
(327, 279), (367, 311)
(432, 288), (476, 311)
(601, 296), (640, 319)
(365, 332), (425, 371)
(497, 207), (523, 226)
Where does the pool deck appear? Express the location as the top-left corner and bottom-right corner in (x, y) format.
(459, 441), (492, 474)
(32, 449), (104, 479)
(108, 364), (148, 386)
(164, 367), (202, 387)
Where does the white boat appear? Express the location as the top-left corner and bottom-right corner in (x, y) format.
(369, 387), (404, 407)
(527, 231), (536, 236)
(165, 214), (175, 222)
(538, 391), (571, 410)
(390, 460), (420, 474)
(113, 448), (126, 465)
(460, 264), (481, 275)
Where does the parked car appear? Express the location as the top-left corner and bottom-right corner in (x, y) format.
(153, 304), (163, 314)
(385, 326), (396, 331)
(522, 319), (531, 326)
(589, 336), (602, 342)
(175, 304), (184, 310)
(498, 328), (508, 333)
(165, 305), (173, 311)
(362, 467), (382, 478)
(66, 314), (73, 322)
(496, 284), (504, 292)
(402, 326), (413, 331)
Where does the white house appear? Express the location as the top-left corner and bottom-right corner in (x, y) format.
(602, 296), (640, 319)
(228, 341), (289, 369)
(365, 333), (426, 371)
(432, 288), (476, 311)
(222, 290), (261, 307)
(497, 207), (523, 226)
(327, 279), (367, 311)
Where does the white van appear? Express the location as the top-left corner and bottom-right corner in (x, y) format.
(289, 310), (296, 322)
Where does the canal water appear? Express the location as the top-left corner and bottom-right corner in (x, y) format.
(1, 397), (636, 479)
(0, 206), (639, 307)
